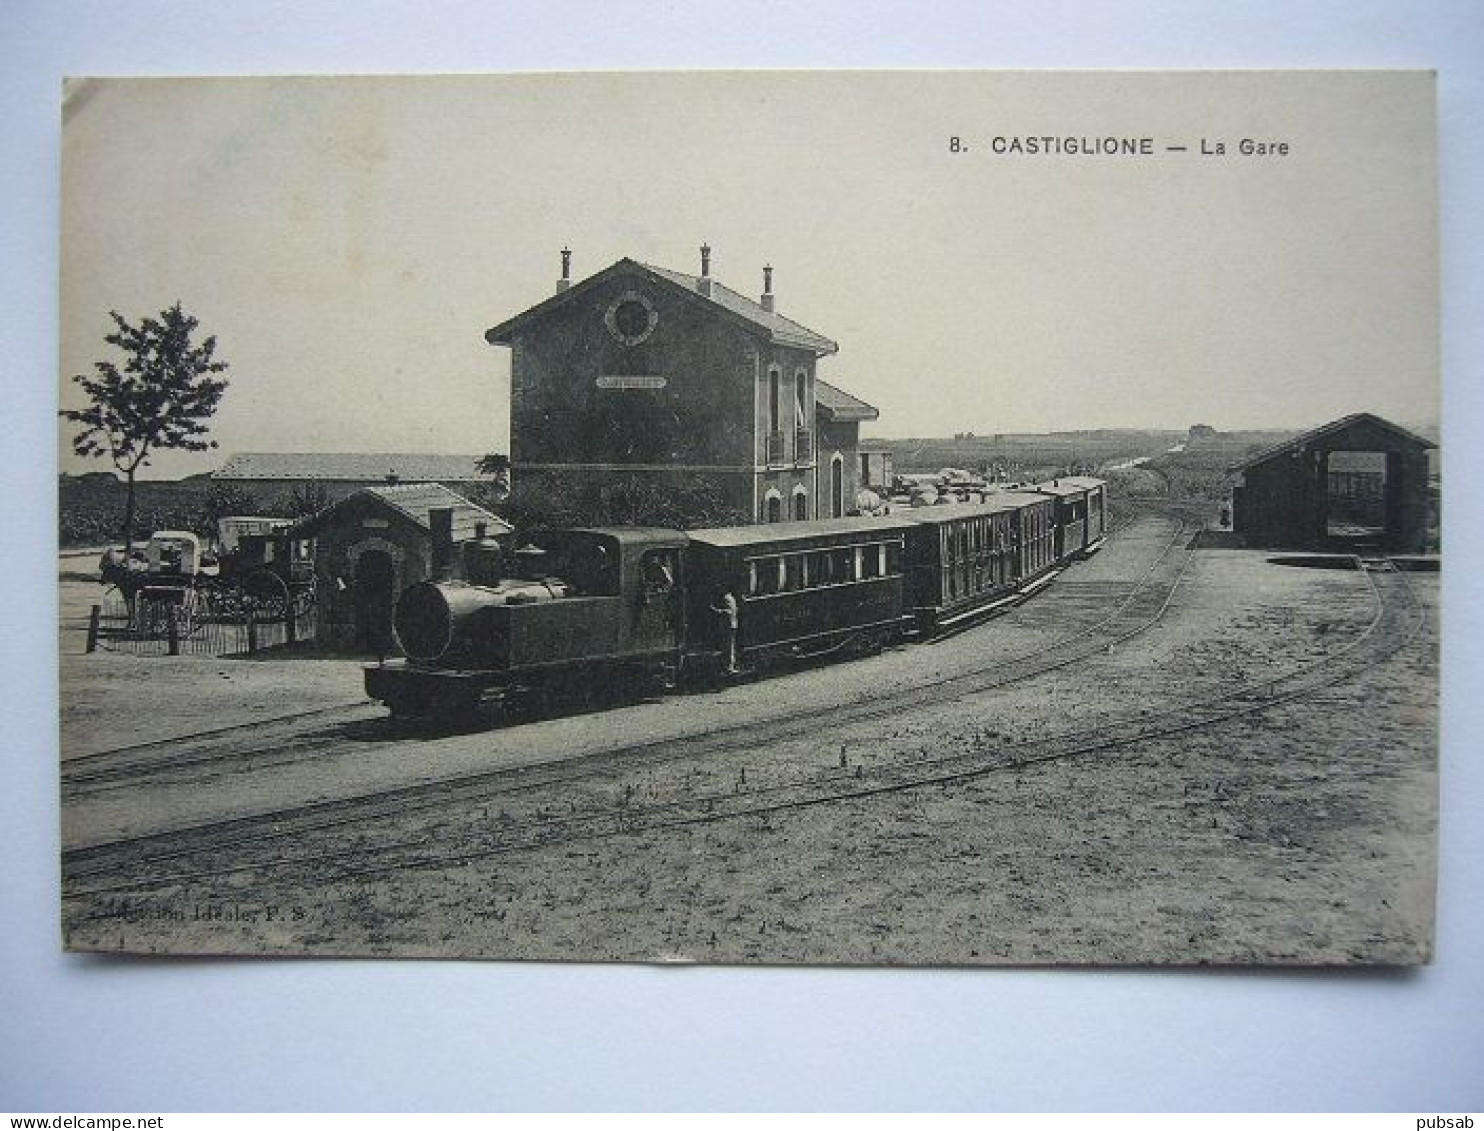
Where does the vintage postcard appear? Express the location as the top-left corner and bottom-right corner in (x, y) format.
(58, 71), (1439, 963)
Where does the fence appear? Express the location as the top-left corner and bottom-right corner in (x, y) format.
(85, 588), (318, 658)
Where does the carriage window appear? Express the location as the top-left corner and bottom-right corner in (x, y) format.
(784, 555), (805, 592)
(747, 560), (760, 597)
(753, 557), (780, 596)
(860, 544), (879, 579)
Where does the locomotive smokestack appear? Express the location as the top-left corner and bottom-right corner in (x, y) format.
(761, 264), (775, 312)
(556, 246), (572, 293)
(697, 243), (712, 297)
(430, 506), (455, 580)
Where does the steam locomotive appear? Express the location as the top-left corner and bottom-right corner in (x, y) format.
(364, 478), (1107, 719)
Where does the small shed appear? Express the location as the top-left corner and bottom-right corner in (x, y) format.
(289, 483), (511, 652)
(1229, 413), (1435, 553)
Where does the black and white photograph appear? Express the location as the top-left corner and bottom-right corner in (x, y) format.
(53, 70), (1442, 966)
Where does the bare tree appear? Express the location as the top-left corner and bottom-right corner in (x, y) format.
(62, 303), (230, 555)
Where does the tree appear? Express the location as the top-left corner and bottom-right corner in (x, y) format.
(61, 303), (230, 555)
(283, 481), (332, 520)
(197, 483), (261, 537)
(476, 452), (512, 500)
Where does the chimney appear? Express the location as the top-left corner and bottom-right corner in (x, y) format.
(697, 243), (712, 297)
(430, 506), (455, 580)
(556, 247), (572, 293)
(761, 264), (775, 313)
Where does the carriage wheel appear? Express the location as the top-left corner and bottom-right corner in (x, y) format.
(241, 569), (291, 617)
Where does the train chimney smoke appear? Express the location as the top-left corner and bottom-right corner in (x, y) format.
(697, 243), (712, 297)
(761, 264), (775, 312)
(556, 247), (572, 293)
(430, 506), (455, 580)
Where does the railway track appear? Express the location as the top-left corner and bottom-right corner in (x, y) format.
(61, 512), (1189, 804)
(62, 513), (1310, 899)
(60, 702), (382, 791)
(61, 553), (1425, 906)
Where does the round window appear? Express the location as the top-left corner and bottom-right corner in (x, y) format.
(604, 290), (658, 345)
(613, 300), (650, 339)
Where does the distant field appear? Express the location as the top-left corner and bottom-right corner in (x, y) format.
(58, 476), (213, 548)
(877, 431), (1183, 479)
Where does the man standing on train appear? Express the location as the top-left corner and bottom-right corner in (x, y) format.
(711, 590), (740, 675)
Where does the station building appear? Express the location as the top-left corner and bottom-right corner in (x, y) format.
(1229, 412), (1436, 553)
(485, 248), (879, 526)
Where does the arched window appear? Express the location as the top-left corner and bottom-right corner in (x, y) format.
(764, 490), (783, 523)
(830, 454), (845, 517)
(792, 486), (809, 521)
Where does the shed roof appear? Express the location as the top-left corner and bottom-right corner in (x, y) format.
(815, 379), (879, 423)
(214, 452), (486, 483)
(289, 483), (510, 541)
(1229, 413), (1436, 473)
(485, 257), (838, 356)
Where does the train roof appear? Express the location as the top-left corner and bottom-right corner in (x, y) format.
(540, 527), (688, 549)
(686, 514), (914, 549)
(898, 493), (1052, 524)
(1027, 477), (1106, 497)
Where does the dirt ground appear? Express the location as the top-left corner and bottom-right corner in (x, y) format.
(59, 561), (371, 759)
(58, 524), (1439, 965)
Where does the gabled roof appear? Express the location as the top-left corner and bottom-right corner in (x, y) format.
(289, 483), (509, 541)
(484, 257), (838, 356)
(815, 379), (879, 423)
(1229, 413), (1436, 473)
(214, 452), (486, 483)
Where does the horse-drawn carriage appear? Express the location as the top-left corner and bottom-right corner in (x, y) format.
(99, 519), (314, 640)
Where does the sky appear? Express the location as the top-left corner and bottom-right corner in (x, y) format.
(58, 71), (1439, 478)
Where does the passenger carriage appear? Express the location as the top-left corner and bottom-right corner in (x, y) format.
(900, 491), (1059, 633)
(682, 516), (916, 670)
(1029, 477), (1108, 559)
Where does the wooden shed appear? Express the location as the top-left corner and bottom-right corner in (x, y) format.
(1229, 413), (1436, 553)
(290, 483), (510, 652)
